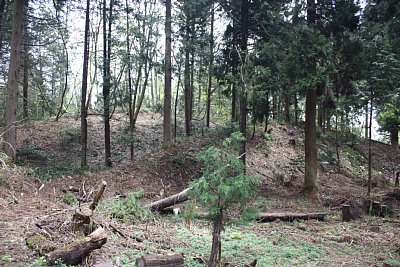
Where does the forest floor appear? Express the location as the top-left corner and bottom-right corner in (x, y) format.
(0, 111), (399, 267)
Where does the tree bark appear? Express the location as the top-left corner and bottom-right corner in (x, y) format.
(3, 0), (25, 159)
(239, 0), (249, 167)
(206, 4), (214, 128)
(184, 8), (192, 136)
(163, 0), (173, 149)
(126, 0), (134, 160)
(257, 212), (328, 222)
(303, 0), (318, 192)
(146, 188), (189, 211)
(103, 0), (113, 167)
(284, 90), (290, 123)
(367, 88), (373, 196)
(80, 0), (90, 168)
(0, 0), (7, 57)
(390, 130), (398, 153)
(208, 210), (223, 267)
(46, 227), (107, 265)
(22, 30), (29, 120)
(136, 254), (184, 267)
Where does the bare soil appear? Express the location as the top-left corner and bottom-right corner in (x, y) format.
(0, 113), (399, 266)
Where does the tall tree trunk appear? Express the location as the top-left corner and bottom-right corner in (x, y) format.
(367, 89), (373, 196)
(163, 0), (173, 149)
(294, 92), (298, 125)
(3, 0), (25, 159)
(303, 0), (317, 192)
(231, 67), (238, 121)
(80, 0), (90, 168)
(184, 12), (191, 136)
(272, 94), (277, 121)
(103, 0), (113, 167)
(284, 88), (290, 123)
(174, 61), (182, 140)
(22, 34), (28, 120)
(55, 10), (69, 121)
(126, 0), (134, 160)
(364, 103), (369, 139)
(0, 0), (7, 57)
(239, 0), (249, 167)
(264, 91), (270, 132)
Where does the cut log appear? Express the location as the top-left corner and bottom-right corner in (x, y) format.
(46, 227), (107, 265)
(257, 212), (328, 222)
(89, 180), (107, 211)
(146, 188), (189, 211)
(136, 254), (184, 267)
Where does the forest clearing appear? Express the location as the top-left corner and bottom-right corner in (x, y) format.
(0, 112), (399, 266)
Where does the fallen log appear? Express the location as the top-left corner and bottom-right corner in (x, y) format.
(46, 227), (107, 265)
(146, 188), (189, 211)
(136, 254), (184, 267)
(257, 212), (328, 222)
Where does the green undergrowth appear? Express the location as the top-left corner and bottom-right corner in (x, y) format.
(100, 214), (399, 266)
(99, 190), (151, 223)
(175, 224), (323, 266)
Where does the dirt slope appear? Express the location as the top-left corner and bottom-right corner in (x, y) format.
(0, 113), (399, 266)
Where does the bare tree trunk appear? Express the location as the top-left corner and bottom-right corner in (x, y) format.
(0, 0), (7, 57)
(284, 88), (290, 123)
(231, 69), (237, 122)
(3, 0), (25, 159)
(80, 0), (90, 168)
(303, 0), (317, 192)
(103, 0), (113, 167)
(364, 103), (368, 139)
(239, 0), (249, 167)
(208, 211), (223, 267)
(184, 11), (192, 136)
(55, 10), (69, 121)
(126, 0), (134, 160)
(22, 34), (28, 120)
(294, 92), (298, 125)
(163, 0), (173, 149)
(206, 4), (214, 128)
(174, 61), (182, 140)
(367, 89), (373, 196)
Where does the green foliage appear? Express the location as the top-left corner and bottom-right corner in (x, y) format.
(189, 132), (259, 219)
(62, 193), (76, 205)
(27, 256), (47, 267)
(377, 98), (400, 135)
(175, 226), (323, 266)
(100, 190), (150, 224)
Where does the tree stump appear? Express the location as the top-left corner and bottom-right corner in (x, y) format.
(371, 201), (382, 217)
(136, 254), (184, 267)
(341, 204), (351, 222)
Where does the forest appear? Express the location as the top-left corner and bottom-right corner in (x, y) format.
(0, 0), (399, 266)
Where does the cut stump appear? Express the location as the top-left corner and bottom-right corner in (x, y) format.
(136, 254), (184, 267)
(341, 204), (351, 222)
(257, 212), (328, 222)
